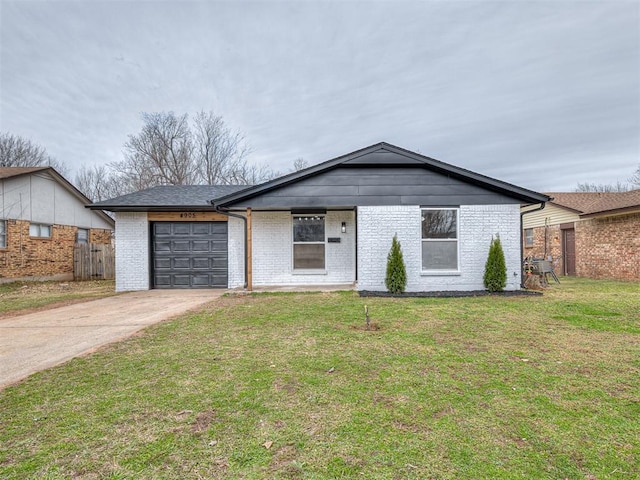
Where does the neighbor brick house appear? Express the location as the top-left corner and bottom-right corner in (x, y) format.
(90, 143), (549, 292)
(0, 167), (114, 282)
(521, 190), (640, 281)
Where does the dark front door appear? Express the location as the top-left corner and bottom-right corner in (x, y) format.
(563, 228), (576, 276)
(152, 222), (228, 288)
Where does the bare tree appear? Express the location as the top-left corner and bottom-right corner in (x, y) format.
(120, 112), (195, 187)
(74, 164), (128, 202)
(193, 111), (250, 185)
(227, 162), (280, 185)
(629, 165), (640, 189)
(0, 132), (68, 174)
(292, 157), (309, 172)
(575, 181), (629, 193)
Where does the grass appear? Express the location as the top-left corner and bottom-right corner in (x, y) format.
(0, 280), (116, 316)
(0, 277), (638, 479)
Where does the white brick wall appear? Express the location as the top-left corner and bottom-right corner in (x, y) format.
(228, 216), (245, 288)
(251, 211), (356, 286)
(115, 212), (149, 291)
(357, 204), (521, 291)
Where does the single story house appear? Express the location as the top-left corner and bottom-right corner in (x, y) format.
(522, 190), (640, 281)
(89, 142), (549, 292)
(0, 167), (115, 283)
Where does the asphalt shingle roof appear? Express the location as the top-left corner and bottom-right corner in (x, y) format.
(546, 190), (640, 216)
(89, 185), (251, 211)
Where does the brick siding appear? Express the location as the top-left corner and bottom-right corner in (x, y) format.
(524, 213), (639, 281)
(524, 224), (564, 274)
(357, 204), (522, 292)
(0, 219), (112, 281)
(251, 211), (356, 286)
(114, 212), (149, 291)
(575, 213), (640, 281)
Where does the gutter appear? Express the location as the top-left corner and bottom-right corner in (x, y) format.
(212, 202), (248, 289)
(520, 202), (546, 288)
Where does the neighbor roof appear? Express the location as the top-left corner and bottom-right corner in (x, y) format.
(88, 185), (250, 212)
(213, 142), (550, 208)
(0, 166), (49, 179)
(547, 190), (640, 217)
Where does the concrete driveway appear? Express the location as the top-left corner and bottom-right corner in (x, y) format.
(0, 289), (224, 389)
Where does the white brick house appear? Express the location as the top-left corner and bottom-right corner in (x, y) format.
(89, 143), (549, 292)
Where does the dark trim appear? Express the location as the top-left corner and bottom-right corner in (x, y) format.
(148, 221), (154, 289)
(559, 222), (575, 230)
(579, 206), (640, 219)
(291, 208), (327, 215)
(354, 207), (358, 283)
(213, 142), (551, 208)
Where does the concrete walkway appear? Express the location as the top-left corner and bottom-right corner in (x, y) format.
(0, 289), (223, 389)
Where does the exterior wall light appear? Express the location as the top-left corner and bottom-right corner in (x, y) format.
(341, 222), (346, 233)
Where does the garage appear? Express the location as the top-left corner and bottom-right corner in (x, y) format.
(151, 222), (228, 288)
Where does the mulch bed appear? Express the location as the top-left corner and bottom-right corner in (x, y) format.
(359, 290), (542, 298)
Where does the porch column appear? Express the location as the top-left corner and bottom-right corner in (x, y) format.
(247, 208), (253, 291)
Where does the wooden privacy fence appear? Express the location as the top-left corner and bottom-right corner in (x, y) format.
(73, 243), (115, 280)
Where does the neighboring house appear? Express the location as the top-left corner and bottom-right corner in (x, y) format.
(522, 190), (640, 281)
(89, 142), (549, 292)
(0, 167), (115, 283)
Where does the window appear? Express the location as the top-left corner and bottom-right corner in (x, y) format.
(524, 228), (534, 247)
(0, 220), (6, 248)
(29, 223), (51, 238)
(421, 208), (458, 271)
(76, 228), (89, 244)
(293, 215), (325, 269)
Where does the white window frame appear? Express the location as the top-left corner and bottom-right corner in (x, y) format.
(76, 228), (89, 244)
(524, 228), (534, 247)
(29, 223), (52, 238)
(0, 219), (6, 248)
(292, 214), (326, 272)
(421, 208), (460, 273)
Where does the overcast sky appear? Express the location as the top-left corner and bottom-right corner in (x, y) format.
(1, 0), (638, 192)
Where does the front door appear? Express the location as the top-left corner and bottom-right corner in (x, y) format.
(563, 228), (576, 276)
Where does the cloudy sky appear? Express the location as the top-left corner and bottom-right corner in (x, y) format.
(1, 0), (638, 192)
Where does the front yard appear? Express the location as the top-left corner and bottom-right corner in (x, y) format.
(0, 278), (638, 479)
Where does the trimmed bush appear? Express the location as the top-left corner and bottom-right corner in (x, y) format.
(483, 235), (507, 292)
(385, 234), (407, 294)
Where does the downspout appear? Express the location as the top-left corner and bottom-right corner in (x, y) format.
(520, 202), (546, 288)
(212, 202), (248, 289)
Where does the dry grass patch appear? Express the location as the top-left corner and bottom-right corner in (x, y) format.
(0, 280), (116, 317)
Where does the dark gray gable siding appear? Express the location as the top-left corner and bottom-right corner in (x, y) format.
(214, 143), (550, 209)
(223, 165), (520, 208)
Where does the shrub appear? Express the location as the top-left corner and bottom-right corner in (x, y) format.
(385, 234), (407, 294)
(483, 235), (507, 292)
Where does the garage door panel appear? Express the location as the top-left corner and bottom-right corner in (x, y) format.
(191, 240), (211, 252)
(191, 257), (211, 269)
(192, 223), (211, 234)
(172, 257), (191, 269)
(154, 274), (172, 287)
(155, 258), (171, 269)
(152, 221), (228, 289)
(154, 240), (172, 252)
(154, 224), (172, 235)
(173, 224), (191, 235)
(172, 240), (191, 252)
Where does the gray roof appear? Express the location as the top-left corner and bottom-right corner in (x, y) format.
(88, 185), (250, 211)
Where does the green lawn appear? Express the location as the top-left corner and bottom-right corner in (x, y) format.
(1, 277), (638, 479)
(0, 280), (116, 316)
